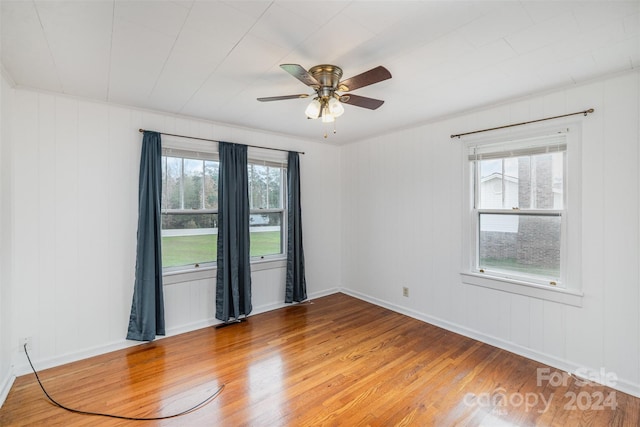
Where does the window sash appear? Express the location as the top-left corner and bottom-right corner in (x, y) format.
(475, 210), (563, 284)
(470, 134), (567, 287)
(249, 210), (285, 259)
(161, 150), (287, 271)
(248, 163), (286, 210)
(476, 209), (562, 216)
(472, 153), (565, 211)
(247, 158), (287, 259)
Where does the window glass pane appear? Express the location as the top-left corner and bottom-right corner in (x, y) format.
(248, 163), (284, 209)
(161, 153), (286, 269)
(248, 164), (268, 209)
(533, 152), (564, 209)
(204, 160), (219, 209)
(164, 157), (182, 209)
(250, 212), (282, 257)
(478, 159), (507, 209)
(477, 152), (563, 210)
(479, 213), (561, 280)
(268, 167), (282, 209)
(161, 213), (217, 268)
(503, 157), (521, 208)
(513, 156), (530, 209)
(183, 159), (203, 209)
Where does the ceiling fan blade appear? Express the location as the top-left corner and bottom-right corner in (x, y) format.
(338, 66), (391, 92)
(339, 94), (385, 110)
(280, 64), (320, 88)
(257, 94), (310, 102)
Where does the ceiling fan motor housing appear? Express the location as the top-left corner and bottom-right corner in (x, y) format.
(257, 63), (389, 112)
(309, 64), (343, 99)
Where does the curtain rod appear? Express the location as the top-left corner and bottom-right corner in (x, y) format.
(138, 129), (305, 155)
(450, 108), (595, 139)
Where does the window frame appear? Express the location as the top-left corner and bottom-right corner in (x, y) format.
(161, 148), (220, 274)
(460, 124), (583, 307)
(473, 210), (564, 284)
(247, 156), (288, 262)
(160, 143), (289, 281)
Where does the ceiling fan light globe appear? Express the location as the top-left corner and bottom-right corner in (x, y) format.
(305, 99), (321, 119)
(321, 113), (335, 123)
(328, 98), (344, 117)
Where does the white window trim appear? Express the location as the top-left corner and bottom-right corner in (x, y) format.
(160, 143), (289, 281)
(460, 122), (583, 307)
(163, 258), (287, 285)
(161, 148), (219, 273)
(247, 153), (288, 264)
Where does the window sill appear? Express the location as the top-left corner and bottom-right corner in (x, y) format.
(250, 257), (287, 271)
(163, 258), (287, 285)
(461, 272), (583, 307)
(163, 266), (215, 285)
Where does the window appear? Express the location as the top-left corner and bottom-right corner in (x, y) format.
(461, 127), (583, 306)
(470, 134), (567, 286)
(248, 160), (286, 260)
(160, 148), (287, 273)
(161, 149), (219, 271)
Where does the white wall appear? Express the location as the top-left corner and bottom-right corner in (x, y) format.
(0, 73), (15, 405)
(3, 69), (638, 405)
(341, 71), (640, 397)
(5, 89), (342, 377)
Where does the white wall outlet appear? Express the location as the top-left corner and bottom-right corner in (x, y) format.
(402, 287), (409, 297)
(19, 336), (33, 352)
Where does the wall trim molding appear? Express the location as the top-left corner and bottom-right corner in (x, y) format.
(8, 287), (340, 378)
(0, 370), (15, 409)
(4, 286), (638, 407)
(9, 84), (332, 147)
(344, 68), (640, 145)
(340, 288), (640, 399)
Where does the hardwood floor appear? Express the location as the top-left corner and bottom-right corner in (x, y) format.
(1, 293), (638, 426)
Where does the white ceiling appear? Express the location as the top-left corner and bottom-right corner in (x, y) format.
(1, 1), (638, 143)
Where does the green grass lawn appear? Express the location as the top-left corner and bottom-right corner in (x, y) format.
(480, 257), (559, 279)
(162, 231), (281, 268)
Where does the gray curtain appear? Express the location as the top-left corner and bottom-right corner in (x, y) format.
(126, 131), (165, 341)
(285, 151), (307, 303)
(216, 142), (252, 321)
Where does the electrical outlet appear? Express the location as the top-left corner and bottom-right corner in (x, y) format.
(19, 336), (33, 352)
(402, 287), (409, 297)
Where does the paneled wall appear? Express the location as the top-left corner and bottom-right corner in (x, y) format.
(2, 70), (638, 405)
(0, 74), (15, 404)
(341, 71), (640, 397)
(3, 88), (342, 378)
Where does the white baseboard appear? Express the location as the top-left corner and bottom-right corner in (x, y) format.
(12, 339), (142, 377)
(340, 288), (640, 399)
(7, 286), (638, 402)
(10, 287), (341, 379)
(0, 369), (15, 409)
(164, 287), (339, 336)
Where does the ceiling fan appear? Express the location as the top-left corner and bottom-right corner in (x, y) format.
(258, 64), (392, 137)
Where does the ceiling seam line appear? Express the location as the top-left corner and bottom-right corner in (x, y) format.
(106, 0), (115, 102)
(177, 1), (276, 113)
(32, 0), (64, 93)
(146, 1), (196, 100)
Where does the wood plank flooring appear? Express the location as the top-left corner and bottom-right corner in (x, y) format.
(1, 293), (638, 426)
